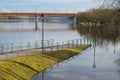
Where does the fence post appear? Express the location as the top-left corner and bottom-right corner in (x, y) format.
(68, 41), (69, 48)
(44, 43), (46, 53)
(4, 44), (6, 53)
(87, 38), (89, 44)
(79, 39), (81, 45)
(76, 39), (78, 47)
(62, 42), (64, 49)
(17, 45), (20, 56)
(90, 37), (92, 45)
(46, 40), (49, 48)
(11, 43), (13, 52)
(6, 45), (9, 58)
(47, 40), (49, 48)
(50, 39), (54, 46)
(51, 42), (52, 53)
(8, 44), (10, 52)
(0, 44), (4, 53)
(57, 42), (59, 51)
(28, 42), (30, 49)
(84, 38), (85, 44)
(80, 39), (82, 45)
(72, 40), (74, 47)
(44, 40), (49, 49)
(4, 43), (9, 53)
(35, 41), (38, 48)
(20, 43), (22, 51)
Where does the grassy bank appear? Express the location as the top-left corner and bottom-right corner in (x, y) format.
(0, 44), (91, 80)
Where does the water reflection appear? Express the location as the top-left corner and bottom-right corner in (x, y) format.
(0, 22), (79, 44)
(93, 46), (96, 68)
(113, 42), (116, 53)
(35, 30), (39, 41)
(115, 58), (120, 75)
(1, 21), (120, 80)
(76, 24), (120, 46)
(92, 31), (96, 69)
(32, 24), (120, 80)
(15, 30), (19, 42)
(36, 45), (120, 80)
(33, 71), (45, 80)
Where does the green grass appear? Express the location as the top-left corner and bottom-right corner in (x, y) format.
(0, 44), (91, 80)
(45, 44), (91, 61)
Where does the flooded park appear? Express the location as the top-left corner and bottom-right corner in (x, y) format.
(0, 0), (120, 80)
(0, 18), (120, 80)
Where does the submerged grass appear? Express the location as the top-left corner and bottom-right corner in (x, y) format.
(0, 44), (91, 80)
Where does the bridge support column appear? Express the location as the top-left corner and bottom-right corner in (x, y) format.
(73, 16), (76, 29)
(35, 16), (38, 30)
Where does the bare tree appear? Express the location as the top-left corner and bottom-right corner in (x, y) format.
(99, 0), (120, 9)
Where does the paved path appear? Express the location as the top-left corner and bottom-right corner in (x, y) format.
(0, 44), (74, 60)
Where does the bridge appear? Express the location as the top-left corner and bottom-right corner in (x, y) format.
(0, 12), (77, 30)
(0, 12), (76, 17)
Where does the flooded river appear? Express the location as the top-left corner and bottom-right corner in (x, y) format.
(0, 21), (120, 80)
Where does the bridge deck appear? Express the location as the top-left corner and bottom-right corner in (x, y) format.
(0, 12), (76, 17)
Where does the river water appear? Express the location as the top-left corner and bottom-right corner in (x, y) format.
(0, 21), (80, 43)
(33, 43), (120, 80)
(0, 21), (120, 80)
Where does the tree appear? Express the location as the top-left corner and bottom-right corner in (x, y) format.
(99, 0), (120, 9)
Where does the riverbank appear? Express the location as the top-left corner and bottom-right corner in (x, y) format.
(0, 44), (91, 80)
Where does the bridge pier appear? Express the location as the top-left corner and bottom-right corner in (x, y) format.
(35, 16), (38, 31)
(73, 16), (76, 28)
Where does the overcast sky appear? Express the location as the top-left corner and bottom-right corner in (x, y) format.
(0, 0), (99, 13)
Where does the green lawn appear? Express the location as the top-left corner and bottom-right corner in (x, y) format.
(0, 44), (91, 80)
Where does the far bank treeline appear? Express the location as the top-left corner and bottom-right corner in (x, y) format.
(76, 9), (120, 42)
(77, 9), (120, 26)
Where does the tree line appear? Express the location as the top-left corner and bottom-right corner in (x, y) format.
(76, 0), (120, 43)
(77, 8), (119, 27)
(77, 0), (120, 26)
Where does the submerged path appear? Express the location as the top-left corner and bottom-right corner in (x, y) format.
(0, 39), (89, 60)
(0, 43), (85, 60)
(0, 46), (63, 60)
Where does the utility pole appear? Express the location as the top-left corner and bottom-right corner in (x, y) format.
(41, 14), (44, 54)
(35, 7), (39, 31)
